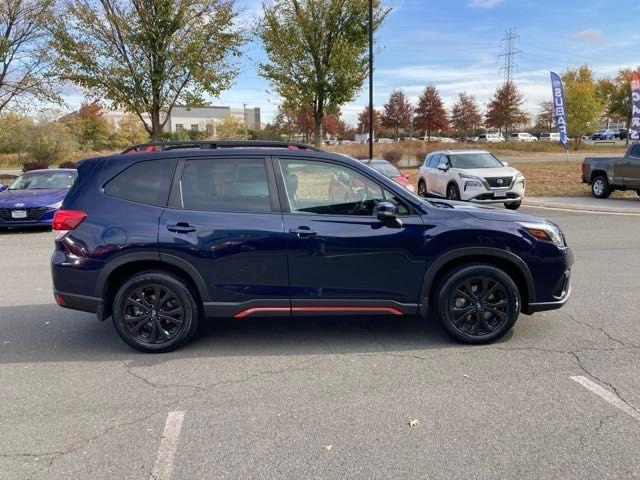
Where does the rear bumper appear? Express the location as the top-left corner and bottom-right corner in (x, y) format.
(54, 290), (105, 320)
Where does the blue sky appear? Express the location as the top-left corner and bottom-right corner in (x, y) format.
(63, 0), (640, 126)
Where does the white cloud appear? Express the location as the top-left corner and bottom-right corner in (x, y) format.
(571, 28), (606, 45)
(467, 0), (505, 9)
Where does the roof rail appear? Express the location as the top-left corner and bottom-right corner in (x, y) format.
(121, 140), (321, 154)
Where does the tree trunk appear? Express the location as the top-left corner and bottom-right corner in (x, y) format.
(313, 103), (324, 147)
(151, 105), (162, 141)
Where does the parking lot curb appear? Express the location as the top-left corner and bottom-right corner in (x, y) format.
(524, 197), (640, 215)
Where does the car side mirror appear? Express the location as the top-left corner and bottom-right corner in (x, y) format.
(502, 161), (509, 166)
(437, 163), (449, 172)
(0, 184), (7, 193)
(375, 201), (402, 228)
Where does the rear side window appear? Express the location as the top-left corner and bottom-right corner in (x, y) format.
(178, 158), (271, 213)
(630, 145), (640, 158)
(428, 154), (441, 168)
(104, 159), (176, 206)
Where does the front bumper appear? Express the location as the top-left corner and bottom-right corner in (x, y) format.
(523, 247), (574, 314)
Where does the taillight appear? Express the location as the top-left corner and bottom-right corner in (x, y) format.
(581, 163), (585, 173)
(53, 210), (86, 237)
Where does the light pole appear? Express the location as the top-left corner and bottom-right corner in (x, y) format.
(368, 0), (373, 160)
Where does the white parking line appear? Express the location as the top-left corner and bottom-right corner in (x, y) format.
(150, 411), (185, 480)
(570, 376), (640, 421)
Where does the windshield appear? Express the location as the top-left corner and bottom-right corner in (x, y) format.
(450, 153), (504, 169)
(9, 171), (77, 190)
(369, 161), (401, 178)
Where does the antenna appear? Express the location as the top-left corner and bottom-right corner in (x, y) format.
(497, 28), (522, 84)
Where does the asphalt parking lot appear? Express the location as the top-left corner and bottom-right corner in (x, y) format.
(1, 207), (640, 480)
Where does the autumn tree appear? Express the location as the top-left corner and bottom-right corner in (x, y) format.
(563, 65), (603, 150)
(415, 86), (448, 139)
(114, 113), (149, 146)
(357, 106), (381, 137)
(63, 102), (113, 150)
(216, 116), (244, 140)
(536, 101), (554, 131)
(258, 0), (388, 146)
(0, 0), (60, 114)
(484, 81), (529, 135)
(381, 90), (411, 136)
(51, 0), (244, 140)
(450, 92), (481, 138)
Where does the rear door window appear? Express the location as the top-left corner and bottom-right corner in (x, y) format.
(104, 158), (176, 206)
(428, 154), (441, 168)
(630, 145), (640, 158)
(178, 158), (272, 213)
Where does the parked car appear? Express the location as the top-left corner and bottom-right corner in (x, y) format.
(507, 132), (538, 143)
(50, 141), (572, 352)
(539, 132), (560, 142)
(0, 169), (77, 229)
(375, 138), (394, 144)
(417, 150), (525, 210)
(582, 144), (640, 198)
(477, 133), (504, 143)
(615, 129), (628, 140)
(362, 159), (415, 192)
(591, 129), (615, 141)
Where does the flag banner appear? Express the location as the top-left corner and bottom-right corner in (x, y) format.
(550, 72), (569, 150)
(630, 72), (640, 142)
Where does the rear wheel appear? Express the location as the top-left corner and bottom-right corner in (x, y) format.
(591, 175), (611, 199)
(418, 180), (427, 197)
(446, 183), (460, 201)
(434, 265), (520, 344)
(112, 271), (200, 353)
(505, 200), (522, 210)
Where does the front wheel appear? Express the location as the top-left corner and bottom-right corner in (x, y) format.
(505, 200), (522, 210)
(434, 265), (521, 344)
(112, 271), (200, 353)
(591, 175), (611, 199)
(446, 183), (460, 201)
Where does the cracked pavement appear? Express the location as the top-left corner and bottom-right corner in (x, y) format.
(1, 207), (640, 479)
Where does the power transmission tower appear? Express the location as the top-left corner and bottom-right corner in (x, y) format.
(497, 28), (521, 84)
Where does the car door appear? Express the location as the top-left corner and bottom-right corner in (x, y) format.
(424, 153), (441, 195)
(158, 156), (290, 317)
(624, 145), (640, 187)
(434, 154), (451, 195)
(276, 157), (426, 314)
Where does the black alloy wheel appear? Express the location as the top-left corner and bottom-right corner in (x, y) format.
(446, 183), (460, 201)
(418, 180), (427, 197)
(435, 265), (520, 343)
(112, 272), (199, 352)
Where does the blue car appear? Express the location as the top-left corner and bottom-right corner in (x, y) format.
(51, 141), (573, 352)
(0, 169), (77, 229)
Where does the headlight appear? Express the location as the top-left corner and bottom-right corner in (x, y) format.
(520, 222), (564, 246)
(459, 173), (485, 189)
(406, 184), (415, 192)
(48, 201), (63, 209)
(515, 173), (525, 184)
(464, 180), (483, 188)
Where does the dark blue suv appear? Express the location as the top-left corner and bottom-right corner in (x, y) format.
(51, 141), (572, 352)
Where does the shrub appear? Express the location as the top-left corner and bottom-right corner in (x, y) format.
(23, 161), (50, 171)
(382, 148), (402, 165)
(58, 161), (77, 168)
(26, 122), (77, 167)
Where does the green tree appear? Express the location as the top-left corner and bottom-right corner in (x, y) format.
(63, 102), (113, 150)
(562, 65), (603, 150)
(51, 0), (244, 140)
(216, 116), (244, 140)
(258, 0), (389, 146)
(0, 112), (34, 153)
(114, 113), (149, 147)
(485, 81), (529, 135)
(27, 122), (76, 166)
(0, 0), (60, 114)
(599, 68), (640, 145)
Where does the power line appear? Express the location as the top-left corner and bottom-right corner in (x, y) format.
(497, 28), (522, 84)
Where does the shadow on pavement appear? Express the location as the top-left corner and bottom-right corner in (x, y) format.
(0, 303), (509, 365)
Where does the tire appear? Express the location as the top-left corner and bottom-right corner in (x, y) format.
(434, 265), (521, 344)
(591, 174), (611, 199)
(446, 183), (460, 201)
(418, 180), (427, 197)
(505, 200), (522, 210)
(112, 271), (200, 353)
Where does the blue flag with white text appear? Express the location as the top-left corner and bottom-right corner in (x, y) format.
(550, 72), (569, 150)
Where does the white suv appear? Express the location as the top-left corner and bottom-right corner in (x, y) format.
(417, 150), (525, 210)
(508, 132), (538, 142)
(477, 133), (504, 143)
